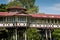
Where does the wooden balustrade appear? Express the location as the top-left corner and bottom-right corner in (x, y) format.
(0, 22), (27, 27)
(30, 23), (60, 28)
(0, 22), (60, 28)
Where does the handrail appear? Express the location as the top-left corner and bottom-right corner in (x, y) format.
(29, 22), (60, 25)
(0, 22), (60, 25)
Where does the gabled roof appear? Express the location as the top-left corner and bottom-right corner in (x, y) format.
(0, 12), (60, 18)
(0, 12), (15, 16)
(30, 14), (60, 18)
(7, 6), (26, 11)
(0, 12), (30, 16)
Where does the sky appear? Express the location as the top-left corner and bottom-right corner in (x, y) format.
(0, 0), (60, 14)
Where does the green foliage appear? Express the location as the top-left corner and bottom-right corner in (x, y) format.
(10, 0), (38, 13)
(17, 0), (38, 13)
(26, 6), (38, 13)
(7, 1), (23, 8)
(0, 4), (7, 12)
(15, 0), (35, 8)
(52, 29), (60, 40)
(26, 28), (41, 40)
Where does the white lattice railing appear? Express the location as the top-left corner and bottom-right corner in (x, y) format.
(30, 23), (60, 28)
(0, 22), (60, 28)
(0, 22), (27, 27)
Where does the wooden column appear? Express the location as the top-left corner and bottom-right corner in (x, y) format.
(45, 29), (48, 40)
(57, 19), (58, 24)
(25, 33), (27, 40)
(46, 19), (48, 23)
(49, 30), (52, 40)
(49, 19), (51, 23)
(12, 29), (16, 40)
(25, 30), (27, 40)
(54, 19), (55, 24)
(12, 28), (17, 40)
(15, 28), (17, 40)
(1, 39), (3, 40)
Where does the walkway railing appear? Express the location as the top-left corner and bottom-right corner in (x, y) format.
(0, 22), (60, 28)
(30, 22), (60, 28)
(0, 22), (27, 27)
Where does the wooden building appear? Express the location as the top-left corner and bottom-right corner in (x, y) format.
(0, 6), (60, 40)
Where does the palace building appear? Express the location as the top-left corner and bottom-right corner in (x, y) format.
(0, 6), (60, 40)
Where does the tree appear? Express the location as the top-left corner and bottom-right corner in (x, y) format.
(26, 6), (38, 13)
(7, 0), (38, 13)
(17, 0), (38, 13)
(0, 4), (7, 12)
(52, 29), (60, 40)
(26, 28), (41, 40)
(7, 1), (23, 8)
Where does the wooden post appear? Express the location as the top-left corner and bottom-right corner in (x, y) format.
(57, 19), (58, 24)
(15, 28), (17, 40)
(1, 39), (3, 40)
(12, 28), (17, 40)
(25, 16), (28, 40)
(45, 29), (48, 40)
(25, 33), (27, 40)
(25, 31), (27, 40)
(49, 30), (52, 40)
